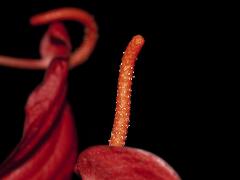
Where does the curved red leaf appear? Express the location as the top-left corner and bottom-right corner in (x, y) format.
(0, 22), (78, 180)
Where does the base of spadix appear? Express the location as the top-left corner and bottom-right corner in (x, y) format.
(75, 145), (181, 180)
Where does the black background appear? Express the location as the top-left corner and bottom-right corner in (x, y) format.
(0, 0), (221, 179)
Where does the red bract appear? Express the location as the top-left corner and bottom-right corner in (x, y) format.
(75, 35), (181, 180)
(0, 21), (78, 179)
(0, 7), (98, 179)
(76, 146), (179, 180)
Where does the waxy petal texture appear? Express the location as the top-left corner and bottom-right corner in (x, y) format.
(0, 22), (78, 180)
(76, 145), (180, 180)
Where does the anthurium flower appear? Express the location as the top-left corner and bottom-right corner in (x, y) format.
(0, 7), (181, 180)
(75, 35), (181, 180)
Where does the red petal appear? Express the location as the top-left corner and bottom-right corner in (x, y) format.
(75, 145), (180, 180)
(0, 23), (78, 179)
(39, 22), (72, 60)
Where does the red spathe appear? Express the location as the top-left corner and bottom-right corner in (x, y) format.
(76, 145), (180, 180)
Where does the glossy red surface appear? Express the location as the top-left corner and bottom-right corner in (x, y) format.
(76, 145), (180, 180)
